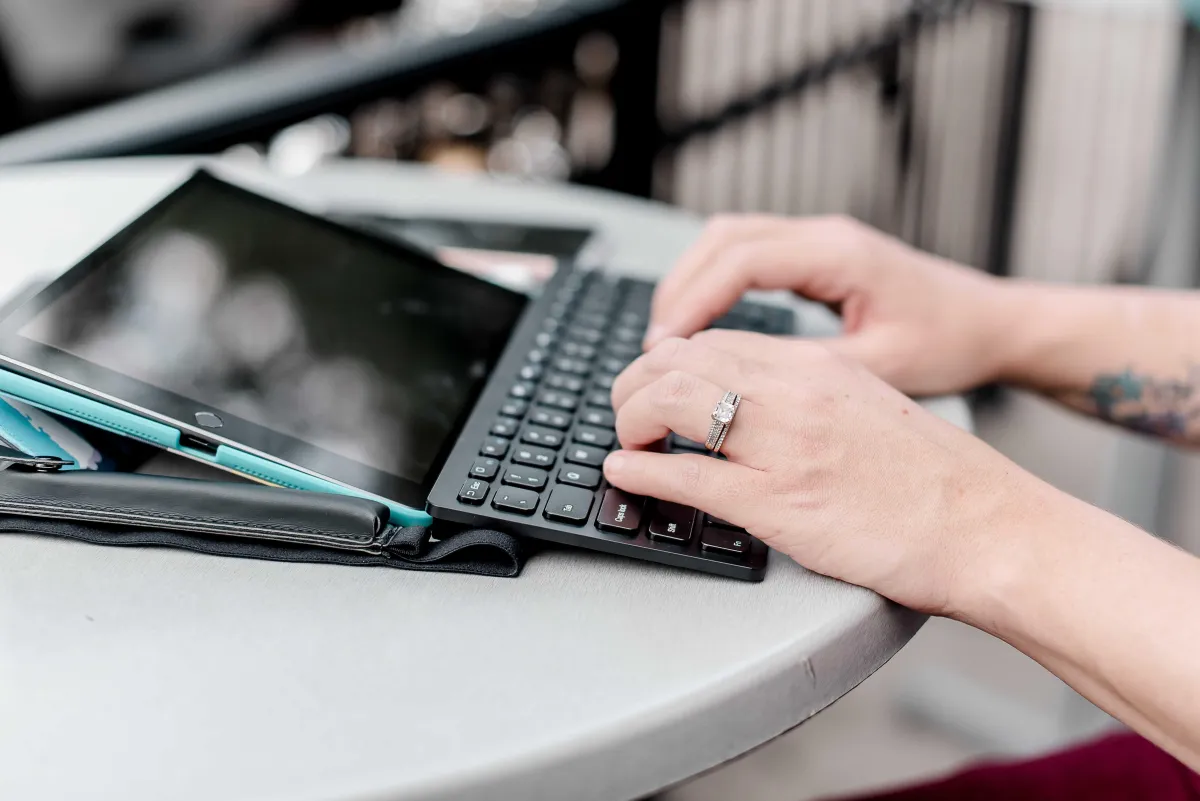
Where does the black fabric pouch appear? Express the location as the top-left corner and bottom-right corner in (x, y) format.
(0, 470), (526, 578)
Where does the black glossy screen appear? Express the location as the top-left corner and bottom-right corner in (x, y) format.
(18, 175), (528, 488)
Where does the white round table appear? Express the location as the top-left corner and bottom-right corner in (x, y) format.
(0, 158), (970, 801)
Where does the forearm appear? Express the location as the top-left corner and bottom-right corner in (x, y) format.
(958, 487), (1200, 769)
(995, 282), (1200, 445)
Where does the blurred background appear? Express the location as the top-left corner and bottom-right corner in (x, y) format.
(1, 0), (1198, 798)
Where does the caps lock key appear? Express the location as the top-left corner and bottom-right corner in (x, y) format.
(596, 489), (644, 536)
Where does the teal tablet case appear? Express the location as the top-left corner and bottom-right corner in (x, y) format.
(0, 368), (433, 527)
(0, 396), (79, 468)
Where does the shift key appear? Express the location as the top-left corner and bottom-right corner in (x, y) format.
(596, 489), (644, 536)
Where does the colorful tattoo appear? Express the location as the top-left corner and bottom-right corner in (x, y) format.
(1085, 366), (1200, 440)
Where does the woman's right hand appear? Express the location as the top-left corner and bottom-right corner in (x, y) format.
(645, 214), (1026, 397)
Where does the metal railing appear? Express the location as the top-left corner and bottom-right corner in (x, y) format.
(0, 0), (1181, 283)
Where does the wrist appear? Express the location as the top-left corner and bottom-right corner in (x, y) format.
(986, 279), (1060, 388)
(942, 471), (1080, 635)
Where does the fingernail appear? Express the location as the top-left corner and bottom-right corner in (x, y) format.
(643, 325), (669, 349)
(603, 451), (628, 474)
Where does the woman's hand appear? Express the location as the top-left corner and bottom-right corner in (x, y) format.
(605, 331), (1058, 615)
(645, 214), (1024, 397)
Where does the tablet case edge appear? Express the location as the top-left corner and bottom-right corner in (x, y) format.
(0, 367), (433, 527)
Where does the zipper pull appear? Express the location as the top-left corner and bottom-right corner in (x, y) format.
(0, 445), (74, 473)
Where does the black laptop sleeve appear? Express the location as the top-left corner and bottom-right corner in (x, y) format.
(0, 470), (526, 577)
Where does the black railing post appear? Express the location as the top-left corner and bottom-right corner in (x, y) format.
(984, 0), (1034, 277)
(603, 0), (670, 197)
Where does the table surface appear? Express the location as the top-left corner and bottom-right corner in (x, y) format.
(0, 158), (970, 801)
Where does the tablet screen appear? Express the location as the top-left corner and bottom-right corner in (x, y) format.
(9, 173), (528, 501)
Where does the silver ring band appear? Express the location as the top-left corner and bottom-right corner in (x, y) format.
(705, 391), (741, 455)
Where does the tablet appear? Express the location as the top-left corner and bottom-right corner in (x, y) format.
(0, 171), (529, 521)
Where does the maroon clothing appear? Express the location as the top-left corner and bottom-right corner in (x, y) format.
(836, 734), (1200, 801)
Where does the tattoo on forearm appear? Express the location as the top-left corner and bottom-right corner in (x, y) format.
(1081, 366), (1200, 441)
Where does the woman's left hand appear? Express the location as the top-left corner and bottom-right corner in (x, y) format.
(604, 330), (1056, 616)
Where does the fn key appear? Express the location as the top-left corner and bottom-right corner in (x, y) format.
(700, 526), (750, 556)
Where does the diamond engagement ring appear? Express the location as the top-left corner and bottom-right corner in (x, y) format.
(705, 391), (741, 455)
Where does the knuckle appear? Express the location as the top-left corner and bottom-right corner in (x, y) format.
(815, 214), (873, 267)
(656, 370), (697, 409)
(722, 240), (759, 266)
(706, 214), (741, 236)
(647, 336), (689, 370)
(688, 328), (722, 347)
(737, 356), (770, 380)
(811, 343), (842, 368)
(796, 394), (832, 425)
(718, 241), (770, 277)
(790, 340), (835, 365)
(817, 213), (863, 238)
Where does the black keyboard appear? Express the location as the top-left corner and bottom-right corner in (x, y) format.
(428, 269), (795, 581)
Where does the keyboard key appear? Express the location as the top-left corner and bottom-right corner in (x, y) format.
(596, 489), (644, 535)
(568, 316), (604, 330)
(560, 341), (597, 360)
(649, 502), (696, 544)
(480, 437), (510, 458)
(529, 407), (572, 430)
(618, 310), (646, 327)
(565, 444), (607, 468)
(552, 357), (590, 375)
(558, 465), (602, 490)
(580, 287), (616, 302)
(579, 292), (615, 308)
(544, 487), (594, 526)
(527, 349), (550, 364)
(580, 409), (615, 429)
(519, 364), (544, 382)
(544, 373), (585, 393)
(621, 276), (654, 295)
(700, 527), (750, 556)
(490, 417), (520, 438)
(612, 327), (642, 344)
(500, 399), (529, 419)
(458, 478), (490, 505)
(469, 457), (501, 480)
(503, 466), (549, 491)
(512, 445), (557, 469)
(510, 382), (536, 400)
(567, 327), (605, 345)
(573, 426), (615, 448)
(592, 373), (617, 391)
(522, 426), (564, 449)
(534, 331), (557, 349)
(585, 391), (612, 409)
(606, 342), (641, 360)
(537, 390), (579, 411)
(705, 514), (739, 529)
(599, 357), (631, 375)
(492, 487), (539, 515)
